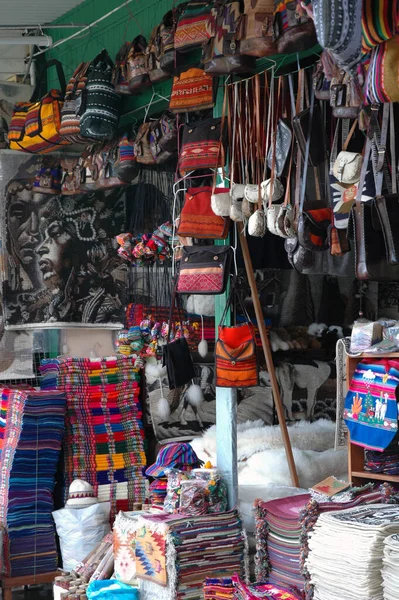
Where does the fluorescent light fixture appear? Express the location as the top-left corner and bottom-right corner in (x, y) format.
(0, 36), (52, 47)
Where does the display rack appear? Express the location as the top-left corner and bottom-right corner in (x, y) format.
(347, 352), (399, 485)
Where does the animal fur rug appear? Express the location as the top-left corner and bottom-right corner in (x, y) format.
(190, 419), (347, 491)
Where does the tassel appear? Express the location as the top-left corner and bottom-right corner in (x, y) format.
(157, 373), (171, 419)
(198, 315), (208, 358)
(186, 383), (204, 408)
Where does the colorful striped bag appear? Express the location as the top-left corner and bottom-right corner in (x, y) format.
(362, 0), (399, 54)
(174, 0), (212, 52)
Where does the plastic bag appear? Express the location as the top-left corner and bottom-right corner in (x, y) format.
(87, 580), (139, 599)
(164, 468), (191, 514)
(179, 479), (208, 515)
(52, 503), (111, 572)
(193, 468), (228, 513)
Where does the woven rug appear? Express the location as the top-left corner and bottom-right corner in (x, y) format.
(0, 388), (66, 577)
(40, 356), (147, 519)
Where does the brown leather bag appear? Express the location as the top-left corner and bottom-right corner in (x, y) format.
(238, 0), (276, 57)
(273, 0), (317, 54)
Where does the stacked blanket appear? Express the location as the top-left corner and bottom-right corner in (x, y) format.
(0, 387), (66, 576)
(41, 356), (147, 519)
(136, 509), (248, 600)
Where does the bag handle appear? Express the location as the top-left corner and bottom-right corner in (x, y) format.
(299, 76), (316, 215)
(167, 277), (184, 344)
(342, 119), (358, 152)
(254, 73), (263, 211)
(219, 276), (253, 330)
(390, 102), (397, 194)
(212, 85), (228, 195)
(268, 76), (282, 210)
(30, 59), (66, 102)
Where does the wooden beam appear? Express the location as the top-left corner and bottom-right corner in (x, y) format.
(239, 226), (299, 487)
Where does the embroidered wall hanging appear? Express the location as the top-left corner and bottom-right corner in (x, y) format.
(1, 152), (126, 328)
(344, 360), (399, 451)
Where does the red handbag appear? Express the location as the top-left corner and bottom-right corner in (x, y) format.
(177, 187), (230, 239)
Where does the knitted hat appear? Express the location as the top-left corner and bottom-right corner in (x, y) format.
(66, 479), (98, 507)
(145, 442), (202, 478)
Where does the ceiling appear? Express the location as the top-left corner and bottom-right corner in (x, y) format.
(0, 0), (86, 26)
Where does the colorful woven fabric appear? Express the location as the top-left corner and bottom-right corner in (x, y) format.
(344, 360), (399, 451)
(40, 356), (147, 519)
(135, 525), (167, 586)
(204, 577), (235, 599)
(366, 34), (399, 103)
(361, 0), (399, 53)
(136, 509), (248, 600)
(232, 573), (303, 600)
(0, 388), (66, 577)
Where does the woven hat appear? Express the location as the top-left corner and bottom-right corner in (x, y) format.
(66, 479), (98, 507)
(145, 442), (202, 478)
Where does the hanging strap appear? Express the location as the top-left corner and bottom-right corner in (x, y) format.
(268, 76), (282, 210)
(299, 81), (316, 214)
(219, 276), (253, 328)
(355, 135), (373, 203)
(374, 102), (390, 197)
(212, 85), (228, 194)
(342, 119), (359, 151)
(254, 73), (263, 211)
(30, 59), (66, 101)
(167, 278), (184, 343)
(390, 102), (397, 195)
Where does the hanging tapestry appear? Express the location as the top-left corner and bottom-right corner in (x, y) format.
(0, 152), (126, 329)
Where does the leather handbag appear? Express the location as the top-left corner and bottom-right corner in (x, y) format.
(163, 286), (196, 389)
(178, 118), (225, 176)
(174, 0), (212, 52)
(273, 0), (317, 54)
(176, 245), (232, 294)
(93, 144), (129, 190)
(79, 49), (120, 141)
(216, 283), (258, 388)
(313, 60), (331, 101)
(159, 9), (177, 72)
(330, 70), (363, 119)
(134, 122), (156, 165)
(203, 0), (256, 75)
(169, 68), (216, 113)
(8, 59), (69, 154)
(115, 132), (139, 182)
(238, 0), (276, 57)
(59, 61), (92, 143)
(292, 103), (328, 167)
(149, 112), (177, 164)
(146, 25), (172, 84)
(127, 36), (151, 93)
(178, 187), (230, 239)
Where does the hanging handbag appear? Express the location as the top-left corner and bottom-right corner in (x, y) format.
(127, 36), (152, 93)
(332, 120), (362, 185)
(79, 49), (120, 141)
(134, 122), (156, 165)
(292, 104), (328, 167)
(312, 0), (362, 72)
(216, 283), (258, 388)
(176, 244), (233, 294)
(93, 143), (129, 190)
(163, 286), (196, 389)
(115, 132), (139, 182)
(203, 0), (256, 75)
(178, 118), (225, 176)
(174, 0), (212, 52)
(313, 60), (331, 101)
(169, 68), (217, 113)
(238, 0), (275, 57)
(330, 70), (363, 119)
(59, 61), (92, 143)
(348, 105), (399, 280)
(178, 187), (230, 239)
(146, 25), (172, 84)
(159, 9), (177, 72)
(8, 59), (69, 154)
(273, 0), (317, 54)
(149, 112), (177, 164)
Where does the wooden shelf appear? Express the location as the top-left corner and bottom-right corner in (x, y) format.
(351, 471), (399, 484)
(1, 572), (59, 600)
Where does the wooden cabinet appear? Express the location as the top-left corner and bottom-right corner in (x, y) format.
(347, 352), (399, 485)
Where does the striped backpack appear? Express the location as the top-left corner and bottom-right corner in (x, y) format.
(59, 61), (92, 144)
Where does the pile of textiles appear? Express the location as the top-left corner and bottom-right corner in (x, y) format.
(305, 505), (399, 600)
(149, 479), (167, 509)
(40, 356), (147, 519)
(0, 387), (66, 576)
(365, 448), (399, 476)
(136, 509), (248, 600)
(382, 533), (399, 600)
(203, 577), (235, 599)
(255, 485), (388, 598)
(232, 573), (302, 600)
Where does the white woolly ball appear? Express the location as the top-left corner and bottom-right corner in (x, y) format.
(145, 363), (163, 379)
(186, 384), (204, 407)
(158, 396), (171, 420)
(198, 339), (208, 358)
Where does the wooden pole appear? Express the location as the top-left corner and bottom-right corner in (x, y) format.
(239, 226), (300, 487)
